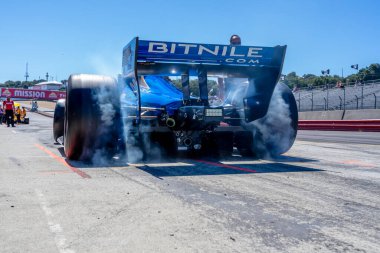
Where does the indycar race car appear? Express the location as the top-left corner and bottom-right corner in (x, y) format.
(53, 37), (298, 161)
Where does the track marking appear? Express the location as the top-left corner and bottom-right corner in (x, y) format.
(193, 159), (257, 173)
(35, 189), (75, 253)
(341, 160), (376, 168)
(35, 144), (91, 179)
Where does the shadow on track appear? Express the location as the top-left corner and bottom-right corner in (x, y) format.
(136, 158), (322, 179)
(56, 147), (322, 178)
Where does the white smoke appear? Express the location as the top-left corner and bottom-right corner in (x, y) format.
(225, 80), (296, 159)
(251, 84), (295, 159)
(223, 78), (248, 107)
(118, 83), (162, 164)
(97, 87), (116, 127)
(89, 55), (121, 77)
(78, 56), (123, 164)
(80, 73), (295, 164)
(84, 82), (121, 165)
(120, 113), (144, 163)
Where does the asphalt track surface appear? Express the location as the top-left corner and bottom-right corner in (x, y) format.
(1, 112), (379, 253)
(297, 130), (380, 145)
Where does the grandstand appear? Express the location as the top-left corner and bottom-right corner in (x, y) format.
(293, 79), (380, 112)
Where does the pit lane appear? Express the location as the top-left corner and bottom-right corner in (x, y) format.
(1, 112), (379, 253)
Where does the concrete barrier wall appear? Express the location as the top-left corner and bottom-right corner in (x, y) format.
(343, 109), (380, 120)
(299, 109), (380, 120)
(299, 109), (380, 131)
(298, 110), (344, 120)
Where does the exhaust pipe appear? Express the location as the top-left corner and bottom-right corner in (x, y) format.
(183, 137), (193, 147)
(166, 118), (176, 128)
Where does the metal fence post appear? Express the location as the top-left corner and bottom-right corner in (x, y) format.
(355, 95), (359, 109)
(324, 97), (327, 110)
(361, 85), (364, 109)
(374, 93), (377, 109)
(326, 84), (329, 109)
(298, 92), (301, 111)
(343, 87), (346, 110)
(311, 91), (314, 111)
(339, 96), (342, 110)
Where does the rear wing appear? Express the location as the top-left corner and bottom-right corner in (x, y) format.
(122, 37), (286, 78)
(121, 37), (287, 123)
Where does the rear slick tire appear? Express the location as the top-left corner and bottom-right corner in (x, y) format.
(53, 99), (65, 142)
(64, 74), (121, 161)
(252, 82), (298, 157)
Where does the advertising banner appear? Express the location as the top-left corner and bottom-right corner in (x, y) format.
(0, 87), (66, 100)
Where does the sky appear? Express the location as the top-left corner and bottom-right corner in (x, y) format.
(0, 0), (379, 82)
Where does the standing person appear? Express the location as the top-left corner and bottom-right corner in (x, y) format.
(21, 107), (27, 122)
(0, 106), (3, 125)
(15, 106), (21, 124)
(3, 96), (15, 127)
(31, 100), (39, 112)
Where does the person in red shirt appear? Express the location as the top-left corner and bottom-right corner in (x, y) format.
(0, 106), (3, 125)
(2, 96), (15, 127)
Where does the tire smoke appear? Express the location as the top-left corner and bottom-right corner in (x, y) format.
(84, 83), (120, 165)
(225, 80), (297, 158)
(251, 83), (296, 158)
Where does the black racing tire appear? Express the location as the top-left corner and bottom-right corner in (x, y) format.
(53, 99), (65, 142)
(64, 74), (122, 161)
(236, 83), (298, 158)
(251, 82), (298, 157)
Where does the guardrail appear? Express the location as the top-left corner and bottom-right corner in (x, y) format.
(298, 120), (380, 132)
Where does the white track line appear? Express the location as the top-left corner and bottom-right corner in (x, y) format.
(35, 189), (75, 253)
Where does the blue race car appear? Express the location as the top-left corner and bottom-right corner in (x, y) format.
(53, 37), (298, 160)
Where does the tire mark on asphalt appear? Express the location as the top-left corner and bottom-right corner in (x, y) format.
(161, 172), (376, 252)
(8, 157), (24, 168)
(136, 157), (379, 251)
(108, 167), (157, 191)
(67, 193), (153, 246)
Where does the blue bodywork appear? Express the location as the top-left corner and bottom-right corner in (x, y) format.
(140, 76), (183, 114)
(120, 37), (286, 124)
